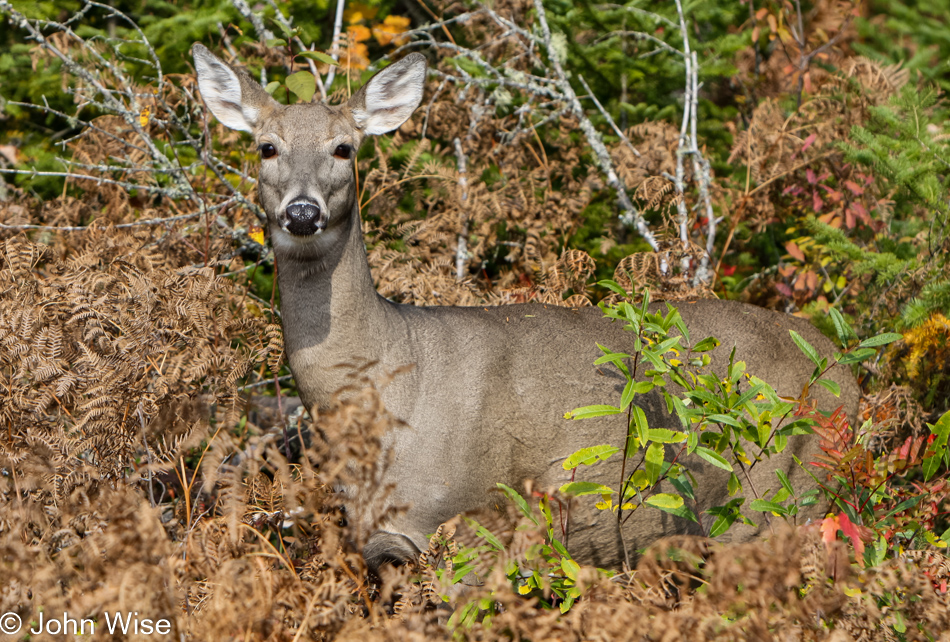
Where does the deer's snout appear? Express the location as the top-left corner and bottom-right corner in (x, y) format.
(284, 200), (327, 236)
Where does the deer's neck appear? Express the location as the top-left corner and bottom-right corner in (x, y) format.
(274, 205), (389, 409)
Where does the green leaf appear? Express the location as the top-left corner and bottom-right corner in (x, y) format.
(632, 406), (649, 444)
(708, 513), (734, 538)
(734, 383), (767, 408)
(692, 336), (721, 352)
(646, 428), (687, 443)
(561, 558), (580, 581)
(645, 442), (665, 485)
(837, 347), (877, 364)
(789, 330), (821, 366)
(858, 332), (903, 348)
(877, 494), (924, 522)
(776, 469), (794, 496)
(496, 483), (538, 525)
(695, 446), (733, 471)
(922, 410), (950, 481)
(644, 493), (684, 509)
(598, 279), (628, 296)
(687, 431), (698, 453)
(594, 349), (632, 365)
(706, 499), (749, 537)
(265, 38), (287, 47)
(669, 472), (695, 501)
(706, 413), (742, 428)
(828, 307), (854, 347)
(551, 538), (570, 558)
(286, 70), (316, 102)
(727, 472), (741, 496)
(559, 481), (613, 497)
(567, 404), (622, 419)
(264, 81), (282, 95)
(815, 379), (841, 397)
(749, 499), (788, 516)
(562, 445), (620, 470)
(453, 563), (477, 584)
(297, 50), (340, 66)
(474, 522), (506, 550)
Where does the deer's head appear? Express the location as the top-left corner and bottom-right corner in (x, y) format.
(192, 44), (426, 254)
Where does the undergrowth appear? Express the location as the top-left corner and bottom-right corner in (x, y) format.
(1, 0), (949, 639)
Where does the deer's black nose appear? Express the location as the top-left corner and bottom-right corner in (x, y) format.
(285, 200), (325, 236)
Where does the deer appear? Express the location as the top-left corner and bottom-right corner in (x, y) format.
(192, 44), (859, 574)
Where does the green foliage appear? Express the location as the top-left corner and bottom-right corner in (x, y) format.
(547, 0), (745, 167)
(445, 483), (609, 624)
(562, 286), (916, 568)
(854, 0), (950, 93)
(788, 83), (950, 332)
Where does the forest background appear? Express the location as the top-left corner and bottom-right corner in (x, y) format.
(1, 0), (950, 639)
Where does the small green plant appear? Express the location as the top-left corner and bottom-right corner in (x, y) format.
(560, 282), (907, 555)
(446, 482), (605, 630)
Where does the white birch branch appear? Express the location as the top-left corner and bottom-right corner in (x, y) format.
(324, 0), (347, 90)
(531, 0), (659, 252)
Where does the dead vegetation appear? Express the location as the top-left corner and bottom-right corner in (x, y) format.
(1, 0), (949, 639)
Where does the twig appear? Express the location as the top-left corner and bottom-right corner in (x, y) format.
(453, 138), (469, 281)
(229, 0), (275, 42)
(578, 75), (640, 158)
(324, 0), (347, 90)
(531, 0), (658, 251)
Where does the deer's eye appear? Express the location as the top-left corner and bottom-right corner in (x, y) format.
(260, 143), (278, 159)
(333, 144), (352, 160)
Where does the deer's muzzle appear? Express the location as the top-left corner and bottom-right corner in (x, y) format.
(284, 200), (327, 236)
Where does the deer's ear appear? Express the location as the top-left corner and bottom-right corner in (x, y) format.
(347, 53), (427, 136)
(192, 43), (277, 133)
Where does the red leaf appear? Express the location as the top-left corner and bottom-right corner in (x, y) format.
(850, 201), (870, 223)
(802, 133), (817, 151)
(775, 282), (793, 297)
(785, 241), (806, 262)
(821, 515), (839, 547)
(806, 168), (817, 184)
(721, 264), (736, 276)
(812, 190), (824, 212)
(836, 512), (866, 567)
(844, 180), (864, 195)
(899, 436), (912, 460)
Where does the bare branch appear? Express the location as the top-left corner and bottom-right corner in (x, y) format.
(324, 0), (347, 90)
(531, 0), (658, 251)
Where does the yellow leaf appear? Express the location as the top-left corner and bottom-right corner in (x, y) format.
(249, 226), (265, 245)
(341, 41), (370, 70)
(347, 24), (371, 43)
(139, 107), (150, 127)
(843, 587), (862, 597)
(518, 584), (532, 595)
(384, 15), (411, 29)
(343, 2), (377, 22)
